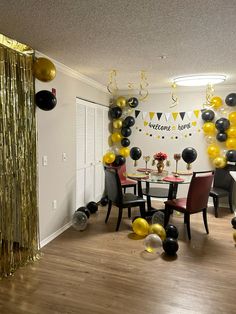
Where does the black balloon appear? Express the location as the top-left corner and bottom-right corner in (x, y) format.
(215, 118), (230, 132)
(86, 201), (98, 214)
(163, 238), (179, 256)
(100, 196), (109, 206)
(35, 90), (57, 111)
(121, 138), (130, 147)
(216, 132), (227, 142)
(182, 147), (197, 164)
(165, 225), (179, 239)
(201, 109), (215, 122)
(130, 147), (142, 161)
(123, 116), (135, 127)
(225, 93), (236, 107)
(109, 106), (122, 119)
(112, 155), (126, 167)
(226, 150), (236, 162)
(76, 206), (90, 218)
(121, 127), (132, 137)
(231, 217), (236, 229)
(127, 97), (139, 108)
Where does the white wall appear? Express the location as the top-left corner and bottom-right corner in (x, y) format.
(120, 87), (236, 199)
(36, 56), (109, 245)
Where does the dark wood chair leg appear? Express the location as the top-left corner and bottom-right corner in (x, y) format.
(213, 196), (219, 218)
(128, 207), (131, 218)
(123, 187), (126, 194)
(184, 213), (191, 240)
(134, 185), (136, 195)
(105, 200), (112, 223)
(228, 192), (234, 213)
(147, 195), (152, 211)
(139, 203), (146, 218)
(202, 208), (209, 234)
(164, 206), (171, 227)
(116, 207), (123, 231)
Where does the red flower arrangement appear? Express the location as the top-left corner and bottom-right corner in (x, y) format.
(153, 152), (168, 161)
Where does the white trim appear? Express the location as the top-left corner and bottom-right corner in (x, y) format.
(40, 221), (72, 248)
(35, 51), (108, 93)
(119, 84), (236, 95)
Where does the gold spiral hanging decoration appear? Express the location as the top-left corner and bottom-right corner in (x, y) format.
(203, 84), (215, 108)
(107, 69), (118, 95)
(170, 83), (179, 108)
(138, 70), (149, 102)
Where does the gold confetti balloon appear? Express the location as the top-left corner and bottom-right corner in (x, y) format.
(119, 147), (130, 158)
(210, 96), (223, 110)
(103, 152), (115, 164)
(33, 57), (56, 82)
(212, 156), (227, 168)
(113, 119), (123, 129)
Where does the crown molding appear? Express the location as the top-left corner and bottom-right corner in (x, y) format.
(119, 84), (236, 95)
(35, 51), (108, 93)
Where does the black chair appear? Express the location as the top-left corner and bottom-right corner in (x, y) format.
(104, 167), (146, 231)
(209, 164), (235, 217)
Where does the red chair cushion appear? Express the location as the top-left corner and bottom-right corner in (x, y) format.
(121, 179), (136, 186)
(165, 198), (187, 211)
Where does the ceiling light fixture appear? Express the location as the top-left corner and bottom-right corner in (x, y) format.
(173, 75), (226, 87)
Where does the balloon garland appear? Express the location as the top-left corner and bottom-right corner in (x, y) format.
(33, 57), (57, 111)
(103, 96), (142, 166)
(202, 93), (236, 168)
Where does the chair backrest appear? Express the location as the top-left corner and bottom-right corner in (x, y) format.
(117, 163), (127, 181)
(104, 167), (123, 204)
(213, 164), (236, 192)
(186, 171), (214, 213)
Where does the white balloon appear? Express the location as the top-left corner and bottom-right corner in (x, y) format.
(144, 234), (162, 253)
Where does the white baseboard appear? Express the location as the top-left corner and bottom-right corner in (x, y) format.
(40, 221), (72, 248)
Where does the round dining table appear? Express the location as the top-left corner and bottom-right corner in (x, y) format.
(127, 172), (191, 215)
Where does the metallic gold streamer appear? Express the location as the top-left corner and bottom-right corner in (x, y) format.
(203, 84), (215, 108)
(0, 44), (39, 278)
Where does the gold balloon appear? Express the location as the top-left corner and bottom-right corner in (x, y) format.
(227, 127), (236, 138)
(212, 156), (227, 168)
(226, 138), (236, 149)
(116, 96), (126, 108)
(111, 132), (122, 143)
(33, 57), (56, 82)
(207, 144), (220, 159)
(103, 151), (115, 164)
(202, 122), (216, 135)
(113, 119), (123, 129)
(149, 223), (166, 241)
(229, 112), (236, 125)
(210, 96), (223, 109)
(132, 218), (149, 236)
(119, 147), (130, 158)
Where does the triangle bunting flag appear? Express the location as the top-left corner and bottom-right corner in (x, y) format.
(149, 112), (155, 120)
(156, 112), (162, 120)
(172, 112), (178, 121)
(179, 112), (186, 120)
(135, 110), (140, 118)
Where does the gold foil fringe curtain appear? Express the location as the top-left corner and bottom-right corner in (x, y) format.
(0, 44), (39, 278)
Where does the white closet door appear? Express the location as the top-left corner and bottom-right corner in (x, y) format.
(76, 99), (108, 207)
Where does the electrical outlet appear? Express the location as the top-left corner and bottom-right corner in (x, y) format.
(52, 200), (57, 210)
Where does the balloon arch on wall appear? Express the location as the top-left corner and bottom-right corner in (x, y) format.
(202, 93), (236, 168)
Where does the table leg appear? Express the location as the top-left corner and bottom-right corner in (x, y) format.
(168, 183), (178, 200)
(137, 180), (143, 197)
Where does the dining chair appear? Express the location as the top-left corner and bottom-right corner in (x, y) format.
(117, 163), (137, 194)
(164, 171), (214, 240)
(104, 167), (146, 231)
(209, 164), (235, 217)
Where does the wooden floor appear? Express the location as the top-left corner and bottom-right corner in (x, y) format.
(0, 202), (236, 314)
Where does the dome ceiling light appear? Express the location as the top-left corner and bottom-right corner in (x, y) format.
(173, 75), (226, 87)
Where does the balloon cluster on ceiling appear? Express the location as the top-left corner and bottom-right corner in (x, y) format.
(33, 57), (57, 111)
(103, 96), (142, 166)
(202, 93), (236, 168)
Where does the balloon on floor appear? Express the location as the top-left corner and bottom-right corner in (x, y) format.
(86, 201), (98, 214)
(165, 224), (179, 239)
(144, 234), (162, 253)
(132, 218), (149, 236)
(76, 206), (90, 218)
(72, 211), (88, 231)
(162, 237), (179, 256)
